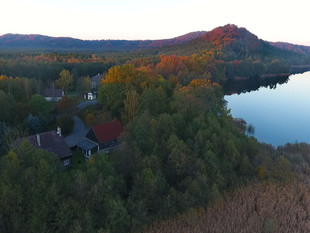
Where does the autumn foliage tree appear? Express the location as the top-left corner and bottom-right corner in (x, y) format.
(102, 64), (153, 91)
(124, 90), (139, 122)
(99, 64), (155, 118)
(55, 96), (76, 135)
(156, 55), (191, 77)
(56, 96), (77, 116)
(55, 69), (74, 92)
(76, 76), (91, 95)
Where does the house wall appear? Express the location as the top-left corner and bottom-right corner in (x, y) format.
(77, 139), (120, 158)
(78, 146), (99, 158)
(61, 156), (72, 167)
(91, 82), (97, 89)
(45, 97), (62, 102)
(87, 93), (96, 100)
(99, 139), (118, 150)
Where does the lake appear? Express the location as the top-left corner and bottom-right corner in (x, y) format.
(225, 71), (310, 147)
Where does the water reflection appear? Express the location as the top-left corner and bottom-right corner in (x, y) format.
(222, 75), (290, 95)
(225, 72), (310, 146)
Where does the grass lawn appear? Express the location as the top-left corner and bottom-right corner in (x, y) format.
(65, 91), (80, 99)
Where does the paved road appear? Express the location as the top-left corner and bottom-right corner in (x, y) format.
(65, 100), (97, 147)
(77, 100), (98, 110)
(65, 116), (89, 147)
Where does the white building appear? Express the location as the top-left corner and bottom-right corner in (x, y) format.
(87, 92), (96, 100)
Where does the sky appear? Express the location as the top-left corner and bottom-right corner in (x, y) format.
(1, 0), (310, 45)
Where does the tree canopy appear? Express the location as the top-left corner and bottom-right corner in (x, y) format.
(55, 69), (74, 91)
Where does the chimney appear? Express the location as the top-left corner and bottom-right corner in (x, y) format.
(36, 134), (41, 146)
(57, 126), (62, 136)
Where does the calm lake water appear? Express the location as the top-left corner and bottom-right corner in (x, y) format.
(225, 71), (310, 147)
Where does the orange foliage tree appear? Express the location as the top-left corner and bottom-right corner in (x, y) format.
(156, 55), (192, 77)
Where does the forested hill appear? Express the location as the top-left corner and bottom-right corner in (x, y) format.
(1, 25), (310, 62)
(129, 24), (310, 81)
(1, 24), (310, 81)
(144, 24), (310, 60)
(0, 31), (207, 52)
(269, 41), (310, 55)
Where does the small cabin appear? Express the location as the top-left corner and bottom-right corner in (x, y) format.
(77, 120), (123, 158)
(43, 88), (64, 101)
(14, 128), (72, 167)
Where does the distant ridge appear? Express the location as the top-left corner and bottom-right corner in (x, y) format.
(145, 24), (310, 59)
(0, 31), (207, 52)
(143, 24), (273, 57)
(1, 24), (310, 81)
(269, 41), (310, 55)
(1, 25), (310, 57)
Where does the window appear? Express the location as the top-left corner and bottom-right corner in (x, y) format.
(63, 159), (71, 166)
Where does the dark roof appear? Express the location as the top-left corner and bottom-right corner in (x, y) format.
(43, 88), (64, 98)
(76, 139), (98, 151)
(91, 120), (123, 143)
(90, 74), (102, 82)
(21, 131), (72, 159)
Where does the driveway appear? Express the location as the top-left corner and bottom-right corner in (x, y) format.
(77, 100), (98, 110)
(65, 116), (89, 147)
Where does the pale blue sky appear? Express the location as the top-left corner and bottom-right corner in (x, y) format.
(1, 0), (310, 45)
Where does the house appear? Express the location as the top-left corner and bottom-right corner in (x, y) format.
(15, 128), (72, 167)
(77, 120), (123, 158)
(87, 92), (96, 100)
(90, 74), (102, 90)
(43, 88), (64, 101)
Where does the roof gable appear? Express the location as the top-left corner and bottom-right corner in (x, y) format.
(43, 88), (64, 98)
(85, 128), (98, 143)
(90, 74), (102, 82)
(23, 131), (72, 159)
(91, 120), (123, 143)
(76, 139), (98, 151)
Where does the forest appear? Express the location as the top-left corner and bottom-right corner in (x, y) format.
(1, 25), (310, 232)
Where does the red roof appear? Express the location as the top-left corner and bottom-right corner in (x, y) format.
(92, 120), (123, 143)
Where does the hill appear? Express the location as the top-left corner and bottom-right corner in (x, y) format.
(0, 31), (207, 52)
(196, 24), (262, 48)
(1, 25), (310, 59)
(131, 24), (310, 81)
(270, 41), (310, 55)
(1, 25), (310, 64)
(144, 24), (306, 59)
(1, 24), (310, 81)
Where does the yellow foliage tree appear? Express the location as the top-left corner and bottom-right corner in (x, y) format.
(124, 90), (139, 122)
(55, 69), (74, 92)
